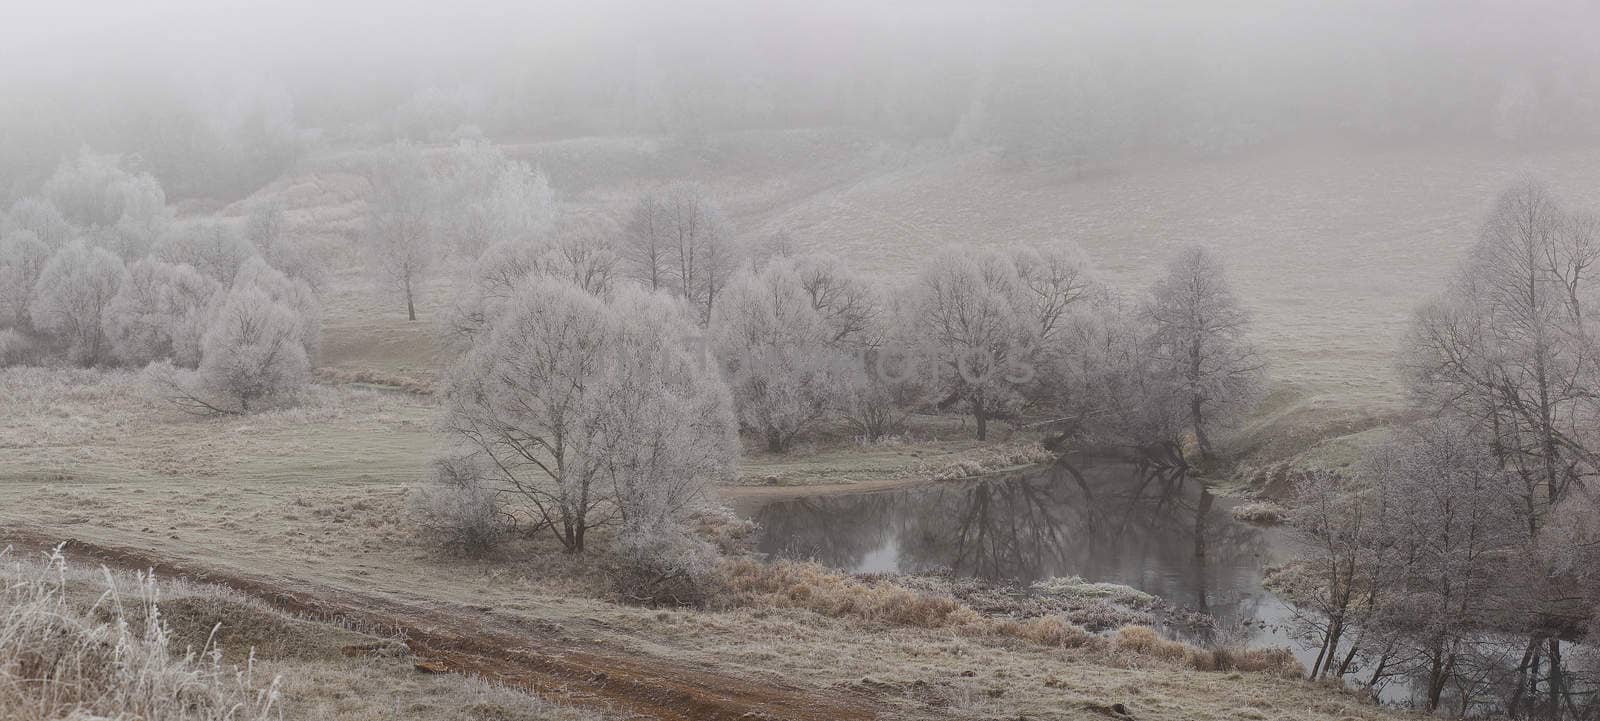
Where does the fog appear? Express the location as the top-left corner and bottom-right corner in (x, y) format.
(4, 0), (1599, 201)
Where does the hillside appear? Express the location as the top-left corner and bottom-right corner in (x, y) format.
(235, 132), (1600, 460)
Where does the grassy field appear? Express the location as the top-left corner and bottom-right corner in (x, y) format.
(12, 135), (1596, 718)
(0, 366), (1417, 720)
(243, 134), (1600, 462)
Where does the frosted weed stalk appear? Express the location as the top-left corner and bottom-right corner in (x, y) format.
(0, 545), (284, 721)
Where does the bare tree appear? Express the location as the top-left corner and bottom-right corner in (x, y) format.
(440, 277), (735, 552)
(102, 259), (222, 367)
(1402, 180), (1600, 717)
(30, 240), (127, 366)
(622, 183), (740, 323)
(1143, 245), (1263, 460)
(363, 142), (437, 321)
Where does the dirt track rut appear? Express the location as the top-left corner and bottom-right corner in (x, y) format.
(1, 526), (882, 721)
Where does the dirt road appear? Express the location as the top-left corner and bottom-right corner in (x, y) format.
(0, 525), (883, 721)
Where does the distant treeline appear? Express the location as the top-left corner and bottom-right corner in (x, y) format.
(5, 1), (1600, 203)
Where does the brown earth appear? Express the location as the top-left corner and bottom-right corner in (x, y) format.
(0, 525), (881, 721)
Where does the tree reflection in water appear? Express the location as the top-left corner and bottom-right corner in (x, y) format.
(750, 460), (1279, 641)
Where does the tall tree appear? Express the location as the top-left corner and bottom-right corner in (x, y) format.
(1143, 245), (1262, 460)
(363, 142), (437, 321)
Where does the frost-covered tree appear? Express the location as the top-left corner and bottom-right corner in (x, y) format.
(1044, 294), (1185, 456)
(1143, 245), (1262, 460)
(835, 294), (929, 442)
(0, 229), (50, 330)
(713, 263), (841, 452)
(911, 242), (1094, 440)
(7, 197), (73, 248)
(1405, 181), (1600, 525)
(443, 211), (621, 348)
(712, 254), (881, 451)
(622, 183), (740, 323)
(440, 278), (736, 552)
(431, 140), (554, 257)
(247, 201), (326, 291)
(102, 259), (222, 367)
(151, 219), (259, 283)
(363, 142), (437, 321)
(539, 211), (622, 297)
(41, 147), (170, 257)
(30, 240), (127, 366)
(233, 257), (322, 366)
(1402, 181), (1600, 713)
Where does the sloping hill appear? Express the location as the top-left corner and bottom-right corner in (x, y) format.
(241, 132), (1600, 450)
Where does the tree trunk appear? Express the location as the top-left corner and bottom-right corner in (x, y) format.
(1191, 394), (1213, 460)
(406, 279), (417, 321)
(766, 427), (785, 453)
(1549, 637), (1564, 721)
(974, 404), (989, 441)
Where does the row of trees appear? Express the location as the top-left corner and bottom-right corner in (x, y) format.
(418, 172), (1265, 573)
(1286, 181), (1600, 718)
(354, 145), (1266, 460)
(0, 150), (322, 413)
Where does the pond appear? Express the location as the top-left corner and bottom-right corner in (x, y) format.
(736, 459), (1319, 667)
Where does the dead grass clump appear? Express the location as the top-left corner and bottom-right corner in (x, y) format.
(915, 441), (1057, 481)
(1114, 625), (1192, 663)
(316, 366), (435, 395)
(1230, 501), (1288, 525)
(995, 615), (1097, 648)
(1190, 646), (1303, 677)
(1114, 626), (1303, 676)
(722, 559), (983, 629)
(0, 546), (283, 721)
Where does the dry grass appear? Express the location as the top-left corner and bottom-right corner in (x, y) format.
(0, 547), (283, 721)
(722, 559), (1301, 678)
(722, 559), (985, 629)
(1230, 501), (1289, 525)
(0, 546), (602, 721)
(2, 367), (1413, 721)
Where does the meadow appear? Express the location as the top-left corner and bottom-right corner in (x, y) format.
(12, 133), (1600, 719)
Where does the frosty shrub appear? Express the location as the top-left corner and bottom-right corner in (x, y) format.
(412, 454), (508, 558)
(607, 529), (724, 608)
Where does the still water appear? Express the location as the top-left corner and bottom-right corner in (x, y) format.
(739, 460), (1316, 664)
